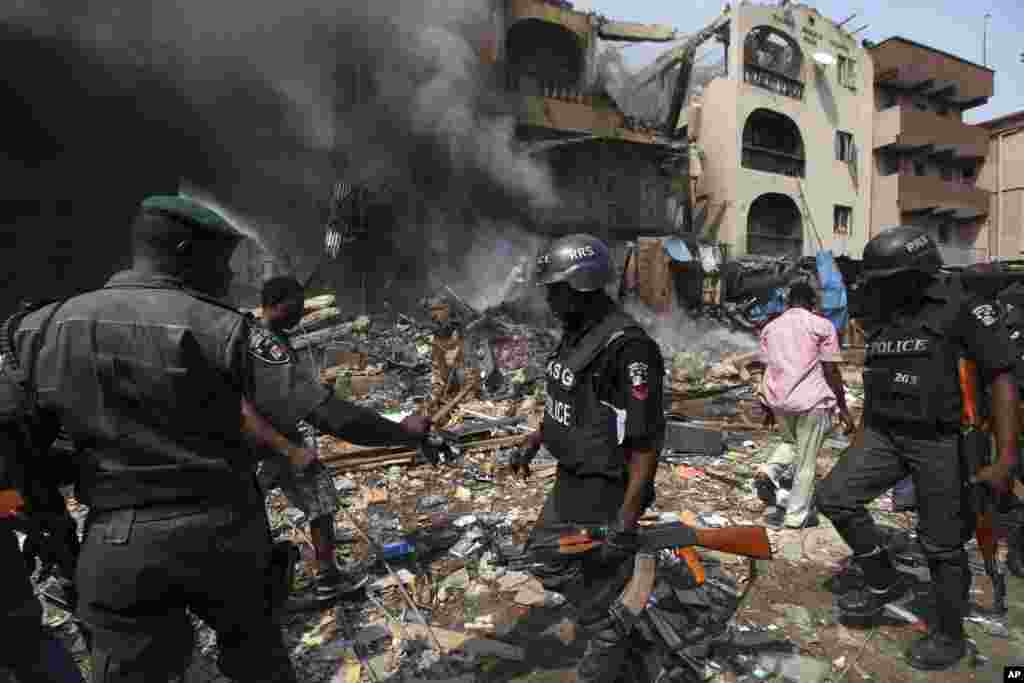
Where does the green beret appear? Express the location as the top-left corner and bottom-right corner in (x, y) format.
(140, 195), (240, 238)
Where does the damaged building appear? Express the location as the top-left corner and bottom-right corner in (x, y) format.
(679, 3), (875, 260)
(496, 0), (688, 240)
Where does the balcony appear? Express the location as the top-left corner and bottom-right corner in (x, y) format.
(879, 173), (989, 220)
(742, 145), (805, 177)
(743, 64), (804, 100)
(874, 103), (989, 159)
(870, 37), (993, 111)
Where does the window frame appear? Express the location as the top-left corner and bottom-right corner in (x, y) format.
(835, 131), (855, 163)
(833, 205), (852, 236)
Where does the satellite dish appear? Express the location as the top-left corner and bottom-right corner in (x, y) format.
(813, 51), (836, 66)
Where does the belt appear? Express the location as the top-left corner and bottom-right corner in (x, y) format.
(93, 498), (225, 522)
(868, 417), (960, 440)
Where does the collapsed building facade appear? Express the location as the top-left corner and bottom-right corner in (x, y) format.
(680, 3), (875, 261)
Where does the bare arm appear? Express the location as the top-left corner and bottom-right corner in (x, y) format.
(240, 397), (312, 468)
(823, 362), (853, 432)
(990, 371), (1020, 469)
(619, 448), (659, 530)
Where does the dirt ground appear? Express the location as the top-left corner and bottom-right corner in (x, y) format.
(7, 398), (1024, 683)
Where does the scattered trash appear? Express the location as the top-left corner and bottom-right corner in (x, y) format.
(415, 495), (449, 514)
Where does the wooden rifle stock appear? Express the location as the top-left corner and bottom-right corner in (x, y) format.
(691, 526), (773, 560)
(958, 357), (1008, 613)
(556, 523), (773, 560)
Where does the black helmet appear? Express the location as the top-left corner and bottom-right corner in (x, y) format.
(534, 234), (613, 292)
(862, 226), (943, 281)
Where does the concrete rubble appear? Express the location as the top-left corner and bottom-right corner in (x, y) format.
(23, 295), (1024, 683)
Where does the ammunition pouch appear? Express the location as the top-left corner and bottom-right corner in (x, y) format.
(266, 540), (299, 617)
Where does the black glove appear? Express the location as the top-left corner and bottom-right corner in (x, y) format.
(598, 521), (639, 568)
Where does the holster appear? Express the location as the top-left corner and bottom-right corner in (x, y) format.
(266, 540), (299, 616)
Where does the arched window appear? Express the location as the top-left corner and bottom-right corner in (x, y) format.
(742, 109), (806, 177)
(747, 193), (803, 257)
(743, 26), (804, 98)
(744, 27), (803, 79)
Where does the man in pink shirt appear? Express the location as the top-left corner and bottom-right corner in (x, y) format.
(755, 282), (854, 528)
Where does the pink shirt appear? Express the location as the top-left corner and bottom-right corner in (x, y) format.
(759, 307), (843, 414)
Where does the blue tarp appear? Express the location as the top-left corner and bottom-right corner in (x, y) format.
(816, 250), (849, 335)
(747, 287), (786, 322)
(663, 237), (692, 263)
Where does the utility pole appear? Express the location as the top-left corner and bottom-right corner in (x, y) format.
(983, 13), (991, 67)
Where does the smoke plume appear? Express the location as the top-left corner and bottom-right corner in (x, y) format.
(622, 299), (758, 362)
(2, 0), (558, 307)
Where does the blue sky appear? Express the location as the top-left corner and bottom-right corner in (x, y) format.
(579, 0), (1022, 123)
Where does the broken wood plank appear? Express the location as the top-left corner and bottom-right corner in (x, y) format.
(327, 455), (416, 472)
(432, 382), (477, 427)
(321, 443), (411, 461)
(322, 433), (531, 472)
(364, 487), (389, 505)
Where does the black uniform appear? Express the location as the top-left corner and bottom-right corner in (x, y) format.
(0, 425), (86, 683)
(818, 274), (1015, 639)
(526, 299), (666, 682)
(245, 318), (424, 458)
(2, 272), (297, 682)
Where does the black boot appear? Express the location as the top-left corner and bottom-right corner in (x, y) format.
(906, 557), (968, 671)
(837, 546), (910, 616)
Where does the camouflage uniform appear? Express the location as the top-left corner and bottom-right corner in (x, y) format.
(256, 419), (337, 521)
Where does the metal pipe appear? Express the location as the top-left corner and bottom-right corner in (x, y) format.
(983, 13), (991, 67)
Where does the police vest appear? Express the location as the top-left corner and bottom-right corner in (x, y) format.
(542, 310), (645, 479)
(12, 279), (258, 511)
(863, 300), (962, 428)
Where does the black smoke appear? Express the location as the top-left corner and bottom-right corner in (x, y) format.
(2, 0), (556, 312)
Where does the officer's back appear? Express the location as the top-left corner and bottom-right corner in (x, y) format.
(20, 277), (254, 510)
(6, 195), (298, 683)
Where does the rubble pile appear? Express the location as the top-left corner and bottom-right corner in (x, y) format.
(257, 296), (560, 417)
(19, 299), (1024, 683)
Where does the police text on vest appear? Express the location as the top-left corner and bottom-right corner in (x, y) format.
(545, 394), (572, 427)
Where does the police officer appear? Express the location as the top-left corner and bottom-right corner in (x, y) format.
(0, 195), (320, 682)
(0, 422), (85, 682)
(247, 275), (430, 608)
(817, 226), (1019, 671)
(510, 234), (666, 682)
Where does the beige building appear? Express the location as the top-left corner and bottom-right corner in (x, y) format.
(868, 37), (993, 265)
(976, 110), (1024, 259)
(685, 2), (874, 259)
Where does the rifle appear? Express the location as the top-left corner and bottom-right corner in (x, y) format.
(958, 358), (1008, 615)
(529, 521), (772, 560)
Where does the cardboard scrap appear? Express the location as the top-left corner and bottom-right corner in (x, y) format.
(364, 486), (389, 506)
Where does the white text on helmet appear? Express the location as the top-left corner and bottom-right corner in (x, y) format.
(567, 245), (596, 261)
(904, 235), (931, 254)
